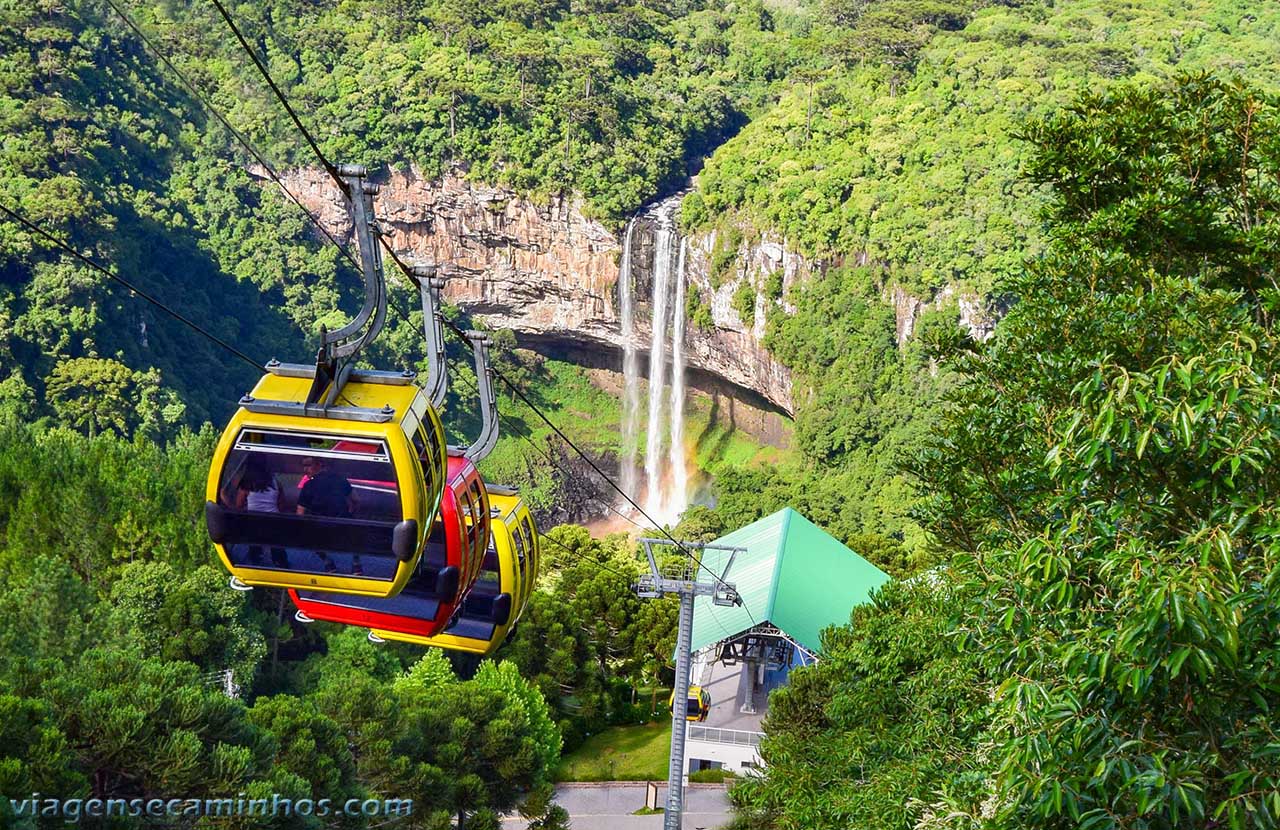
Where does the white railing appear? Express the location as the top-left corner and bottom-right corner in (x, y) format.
(688, 726), (763, 747)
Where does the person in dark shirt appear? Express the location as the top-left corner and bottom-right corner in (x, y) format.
(296, 457), (356, 518)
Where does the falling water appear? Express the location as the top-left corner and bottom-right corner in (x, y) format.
(618, 220), (641, 498)
(665, 238), (689, 520)
(643, 208), (677, 516)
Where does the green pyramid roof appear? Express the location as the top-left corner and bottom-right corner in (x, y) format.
(688, 508), (891, 655)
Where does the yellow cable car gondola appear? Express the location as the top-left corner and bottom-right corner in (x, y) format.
(371, 488), (539, 655)
(669, 686), (712, 722)
(289, 331), (502, 629)
(205, 370), (447, 596)
(205, 164), (451, 597)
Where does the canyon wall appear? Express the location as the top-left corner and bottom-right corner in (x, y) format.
(272, 166), (797, 413)
(269, 165), (997, 417)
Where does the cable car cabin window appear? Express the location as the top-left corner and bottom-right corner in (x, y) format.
(511, 521), (528, 570)
(449, 543), (503, 640)
(517, 514), (536, 564)
(215, 429), (405, 581)
(462, 480), (486, 557)
(472, 544), (501, 592)
(413, 427), (442, 510)
(517, 512), (537, 603)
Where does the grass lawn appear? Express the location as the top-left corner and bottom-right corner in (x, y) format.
(555, 721), (672, 782)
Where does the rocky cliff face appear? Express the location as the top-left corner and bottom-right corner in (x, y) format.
(269, 166), (998, 417)
(272, 166), (798, 413)
(891, 284), (999, 346)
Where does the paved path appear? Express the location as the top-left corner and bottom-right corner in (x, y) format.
(503, 783), (731, 830)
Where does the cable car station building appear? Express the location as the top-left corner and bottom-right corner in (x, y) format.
(680, 508), (891, 775)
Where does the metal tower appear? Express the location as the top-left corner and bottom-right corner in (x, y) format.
(636, 539), (743, 830)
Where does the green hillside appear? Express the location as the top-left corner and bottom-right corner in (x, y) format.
(684, 0), (1280, 564)
(2, 1), (1279, 828)
(691, 0), (1280, 292)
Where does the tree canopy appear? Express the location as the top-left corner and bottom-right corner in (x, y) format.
(732, 72), (1280, 830)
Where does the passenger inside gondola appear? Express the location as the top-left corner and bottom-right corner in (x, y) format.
(235, 454), (283, 512)
(296, 456), (355, 517)
(211, 429), (410, 580)
(234, 455), (288, 566)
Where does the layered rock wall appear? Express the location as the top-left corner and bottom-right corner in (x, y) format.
(268, 165), (997, 417)
(272, 166), (797, 413)
(891, 284), (999, 346)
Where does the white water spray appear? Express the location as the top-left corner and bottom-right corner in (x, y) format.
(665, 238), (689, 520)
(619, 220), (641, 498)
(615, 197), (692, 525)
(643, 209), (676, 516)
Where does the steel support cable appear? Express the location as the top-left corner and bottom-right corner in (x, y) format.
(102, 0), (365, 279)
(208, 0), (341, 186)
(0, 202), (263, 372)
(377, 239), (748, 605)
(449, 356), (743, 642)
(449, 368), (649, 535)
(376, 236), (754, 623)
(208, 0), (752, 623)
(450, 371), (743, 641)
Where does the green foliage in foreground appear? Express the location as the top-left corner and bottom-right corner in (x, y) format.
(729, 578), (987, 830)
(732, 74), (1280, 830)
(0, 423), (565, 828)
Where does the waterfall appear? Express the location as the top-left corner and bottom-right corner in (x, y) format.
(618, 220), (641, 498)
(615, 196), (691, 526)
(665, 238), (689, 520)
(643, 207), (677, 516)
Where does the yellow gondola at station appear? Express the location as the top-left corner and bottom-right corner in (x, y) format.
(371, 487), (539, 655)
(669, 686), (712, 722)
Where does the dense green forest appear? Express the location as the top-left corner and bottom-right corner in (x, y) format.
(3, 0), (1280, 827)
(680, 0), (1280, 566)
(729, 74), (1280, 830)
(0, 420), (694, 827)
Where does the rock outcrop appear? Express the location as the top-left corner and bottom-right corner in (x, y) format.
(891, 284), (999, 346)
(266, 165), (998, 416)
